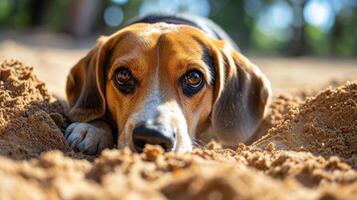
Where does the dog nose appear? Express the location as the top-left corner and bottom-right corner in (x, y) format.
(132, 124), (175, 152)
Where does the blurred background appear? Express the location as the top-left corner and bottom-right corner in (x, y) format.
(0, 0), (356, 56)
(0, 0), (356, 98)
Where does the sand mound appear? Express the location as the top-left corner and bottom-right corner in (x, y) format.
(0, 60), (356, 200)
(248, 94), (301, 143)
(254, 82), (357, 168)
(0, 60), (72, 159)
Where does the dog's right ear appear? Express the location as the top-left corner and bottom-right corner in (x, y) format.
(208, 40), (272, 146)
(66, 36), (109, 122)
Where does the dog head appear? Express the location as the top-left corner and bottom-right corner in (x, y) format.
(66, 23), (271, 152)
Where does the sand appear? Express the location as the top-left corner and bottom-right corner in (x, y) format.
(0, 60), (71, 159)
(254, 82), (357, 168)
(0, 60), (356, 200)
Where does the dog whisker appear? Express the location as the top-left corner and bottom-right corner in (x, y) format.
(192, 139), (206, 149)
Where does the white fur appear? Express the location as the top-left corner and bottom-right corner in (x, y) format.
(138, 23), (179, 37)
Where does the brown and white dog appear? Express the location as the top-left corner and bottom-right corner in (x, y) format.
(64, 14), (271, 155)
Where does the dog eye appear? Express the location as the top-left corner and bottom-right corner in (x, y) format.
(181, 70), (205, 97)
(185, 70), (203, 87)
(114, 68), (137, 94)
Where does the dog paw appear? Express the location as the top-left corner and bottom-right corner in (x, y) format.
(65, 122), (114, 155)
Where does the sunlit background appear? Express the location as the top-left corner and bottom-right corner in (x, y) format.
(0, 0), (356, 56)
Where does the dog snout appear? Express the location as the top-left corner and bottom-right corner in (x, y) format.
(132, 124), (175, 152)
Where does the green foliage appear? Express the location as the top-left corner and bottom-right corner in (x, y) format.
(0, 0), (31, 29)
(251, 25), (285, 55)
(305, 25), (330, 55)
(0, 0), (11, 20)
(0, 0), (356, 57)
(43, 0), (71, 31)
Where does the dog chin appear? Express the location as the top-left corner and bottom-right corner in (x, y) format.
(173, 132), (193, 153)
(174, 142), (192, 153)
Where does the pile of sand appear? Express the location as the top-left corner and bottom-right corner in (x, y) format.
(0, 60), (356, 200)
(0, 60), (71, 159)
(254, 82), (357, 168)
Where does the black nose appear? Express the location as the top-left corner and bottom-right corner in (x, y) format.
(132, 124), (175, 152)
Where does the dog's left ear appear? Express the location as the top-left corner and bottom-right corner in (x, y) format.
(210, 42), (272, 146)
(66, 36), (112, 122)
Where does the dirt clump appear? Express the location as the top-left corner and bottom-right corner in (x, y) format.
(0, 60), (356, 200)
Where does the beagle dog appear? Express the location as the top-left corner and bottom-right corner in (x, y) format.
(64, 14), (271, 155)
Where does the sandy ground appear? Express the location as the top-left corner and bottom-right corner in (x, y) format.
(0, 39), (356, 200)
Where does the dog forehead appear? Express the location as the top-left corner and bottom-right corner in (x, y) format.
(133, 22), (180, 36)
(122, 23), (205, 46)
(110, 23), (206, 60)
(107, 23), (212, 78)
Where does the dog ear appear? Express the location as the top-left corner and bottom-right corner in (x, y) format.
(210, 42), (272, 146)
(66, 36), (111, 122)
